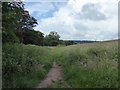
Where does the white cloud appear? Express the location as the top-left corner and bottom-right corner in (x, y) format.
(24, 2), (55, 15)
(33, 0), (119, 41)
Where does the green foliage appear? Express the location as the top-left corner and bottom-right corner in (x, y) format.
(2, 2), (74, 46)
(2, 2), (38, 43)
(23, 30), (44, 45)
(2, 43), (53, 88)
(64, 41), (74, 46)
(53, 40), (118, 88)
(44, 31), (60, 46)
(2, 2), (118, 88)
(2, 39), (118, 88)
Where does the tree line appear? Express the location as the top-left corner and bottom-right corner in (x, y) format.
(2, 2), (74, 46)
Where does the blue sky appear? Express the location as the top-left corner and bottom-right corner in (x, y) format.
(24, 0), (118, 41)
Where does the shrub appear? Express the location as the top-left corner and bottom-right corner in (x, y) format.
(2, 43), (53, 88)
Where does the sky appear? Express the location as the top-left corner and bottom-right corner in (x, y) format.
(24, 0), (119, 41)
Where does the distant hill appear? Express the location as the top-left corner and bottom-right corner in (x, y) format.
(73, 40), (98, 44)
(64, 40), (98, 44)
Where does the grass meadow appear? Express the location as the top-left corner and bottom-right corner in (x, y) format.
(51, 40), (118, 88)
(2, 40), (119, 88)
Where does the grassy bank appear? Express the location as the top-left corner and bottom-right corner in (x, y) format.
(52, 40), (118, 88)
(2, 43), (53, 88)
(2, 40), (119, 88)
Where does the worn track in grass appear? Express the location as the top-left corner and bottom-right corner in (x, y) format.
(36, 61), (62, 88)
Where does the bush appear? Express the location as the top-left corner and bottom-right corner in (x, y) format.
(2, 43), (53, 88)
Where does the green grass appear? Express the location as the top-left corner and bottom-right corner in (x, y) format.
(2, 40), (119, 88)
(2, 43), (53, 88)
(52, 40), (118, 88)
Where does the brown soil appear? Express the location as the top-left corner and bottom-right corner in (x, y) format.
(35, 61), (62, 88)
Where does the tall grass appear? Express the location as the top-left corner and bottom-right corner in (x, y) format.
(2, 43), (53, 88)
(54, 40), (118, 88)
(2, 40), (118, 88)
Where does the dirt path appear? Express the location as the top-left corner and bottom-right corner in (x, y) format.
(36, 61), (62, 88)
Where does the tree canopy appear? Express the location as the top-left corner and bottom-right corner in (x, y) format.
(2, 2), (38, 43)
(2, 2), (75, 46)
(44, 31), (60, 46)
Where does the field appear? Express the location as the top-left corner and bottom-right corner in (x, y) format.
(2, 40), (119, 88)
(51, 40), (118, 88)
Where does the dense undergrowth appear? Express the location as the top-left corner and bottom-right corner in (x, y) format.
(2, 40), (119, 88)
(2, 43), (53, 88)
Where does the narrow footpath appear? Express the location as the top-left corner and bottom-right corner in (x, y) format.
(36, 61), (62, 88)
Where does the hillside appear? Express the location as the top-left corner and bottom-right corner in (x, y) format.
(2, 1), (118, 89)
(3, 40), (118, 88)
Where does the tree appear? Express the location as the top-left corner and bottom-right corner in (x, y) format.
(2, 2), (24, 43)
(65, 41), (74, 46)
(2, 2), (38, 43)
(23, 30), (44, 45)
(44, 31), (60, 46)
(16, 10), (38, 43)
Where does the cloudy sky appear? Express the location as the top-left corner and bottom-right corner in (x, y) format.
(24, 0), (118, 41)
